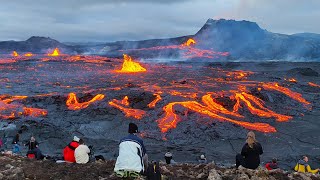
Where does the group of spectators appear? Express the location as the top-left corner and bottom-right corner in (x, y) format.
(2, 122), (319, 179)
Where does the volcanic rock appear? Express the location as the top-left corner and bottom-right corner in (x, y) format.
(288, 68), (319, 77)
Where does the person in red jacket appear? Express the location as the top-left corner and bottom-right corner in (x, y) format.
(265, 158), (279, 170)
(63, 136), (80, 163)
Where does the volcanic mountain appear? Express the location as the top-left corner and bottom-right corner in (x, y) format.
(96, 19), (320, 60)
(1, 19), (320, 60)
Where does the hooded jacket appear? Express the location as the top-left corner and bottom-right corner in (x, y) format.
(294, 159), (319, 174)
(63, 141), (79, 163)
(114, 134), (146, 173)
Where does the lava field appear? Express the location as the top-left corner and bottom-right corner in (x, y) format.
(0, 46), (320, 169)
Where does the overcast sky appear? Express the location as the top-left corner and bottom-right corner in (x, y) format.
(0, 0), (319, 42)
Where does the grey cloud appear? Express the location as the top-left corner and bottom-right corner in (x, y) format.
(0, 0), (319, 42)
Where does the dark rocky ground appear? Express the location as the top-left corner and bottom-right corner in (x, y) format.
(0, 59), (320, 171)
(0, 155), (320, 180)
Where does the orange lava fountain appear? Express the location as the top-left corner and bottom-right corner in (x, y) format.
(66, 93), (105, 110)
(12, 51), (19, 57)
(116, 54), (146, 73)
(47, 48), (60, 56)
(182, 38), (196, 46)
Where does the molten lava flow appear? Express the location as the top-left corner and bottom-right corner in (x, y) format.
(112, 96), (129, 106)
(202, 94), (243, 118)
(308, 82), (320, 88)
(262, 83), (310, 105)
(116, 54), (146, 73)
(66, 93), (105, 110)
(108, 101), (146, 119)
(0, 95), (47, 119)
(23, 107), (48, 117)
(182, 38), (196, 46)
(157, 100), (277, 133)
(24, 53), (33, 57)
(47, 48), (60, 56)
(148, 94), (162, 108)
(235, 93), (292, 122)
(12, 51), (19, 57)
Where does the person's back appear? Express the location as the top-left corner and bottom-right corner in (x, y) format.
(241, 142), (263, 169)
(75, 139), (90, 164)
(63, 136), (80, 163)
(115, 133), (145, 172)
(114, 123), (146, 178)
(146, 161), (161, 180)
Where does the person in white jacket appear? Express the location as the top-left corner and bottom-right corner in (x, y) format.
(75, 139), (90, 164)
(114, 123), (147, 178)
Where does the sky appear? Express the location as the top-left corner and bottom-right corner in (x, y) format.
(0, 0), (319, 42)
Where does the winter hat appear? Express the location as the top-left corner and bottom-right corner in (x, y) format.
(165, 152), (172, 158)
(128, 123), (139, 134)
(73, 136), (80, 142)
(200, 154), (206, 160)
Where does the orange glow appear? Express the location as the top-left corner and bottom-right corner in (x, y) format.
(262, 83), (310, 105)
(23, 107), (48, 117)
(108, 101), (146, 119)
(157, 100), (276, 133)
(24, 53), (33, 57)
(148, 94), (162, 108)
(308, 82), (320, 88)
(47, 48), (60, 56)
(12, 51), (19, 57)
(0, 95), (47, 119)
(235, 93), (292, 122)
(116, 54), (146, 73)
(111, 96), (130, 106)
(66, 93), (105, 110)
(182, 38), (196, 46)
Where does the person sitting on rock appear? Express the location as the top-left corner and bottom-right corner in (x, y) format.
(164, 152), (176, 165)
(294, 156), (319, 174)
(12, 141), (21, 155)
(63, 136), (80, 163)
(198, 154), (207, 164)
(114, 123), (147, 178)
(75, 139), (90, 164)
(25, 136), (44, 160)
(265, 158), (279, 170)
(236, 131), (263, 170)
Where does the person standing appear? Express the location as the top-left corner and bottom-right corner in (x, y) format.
(236, 131), (263, 169)
(114, 123), (147, 178)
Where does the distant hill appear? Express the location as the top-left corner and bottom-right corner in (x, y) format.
(292, 33), (320, 40)
(1, 20), (320, 60)
(0, 36), (74, 54)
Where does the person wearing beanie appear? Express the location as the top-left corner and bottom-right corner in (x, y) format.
(63, 136), (80, 163)
(198, 154), (207, 164)
(164, 152), (176, 165)
(114, 123), (147, 178)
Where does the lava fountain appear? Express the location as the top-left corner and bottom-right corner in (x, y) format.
(116, 54), (147, 73)
(47, 48), (60, 56)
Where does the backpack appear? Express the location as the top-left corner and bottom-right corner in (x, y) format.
(146, 161), (162, 180)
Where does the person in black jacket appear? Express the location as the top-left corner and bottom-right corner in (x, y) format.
(236, 131), (263, 169)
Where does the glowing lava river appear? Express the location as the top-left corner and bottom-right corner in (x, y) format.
(0, 52), (319, 168)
